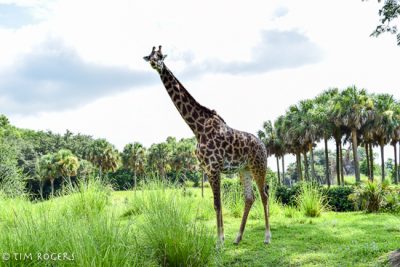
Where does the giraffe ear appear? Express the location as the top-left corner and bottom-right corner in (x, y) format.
(143, 56), (150, 62)
(162, 54), (167, 60)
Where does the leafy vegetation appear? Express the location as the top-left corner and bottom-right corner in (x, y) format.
(259, 86), (400, 187)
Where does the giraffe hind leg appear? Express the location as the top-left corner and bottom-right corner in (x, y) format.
(233, 170), (255, 245)
(253, 169), (271, 244)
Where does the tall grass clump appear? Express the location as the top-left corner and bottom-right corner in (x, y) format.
(222, 178), (282, 219)
(0, 180), (149, 266)
(136, 181), (215, 267)
(60, 178), (111, 218)
(297, 183), (328, 217)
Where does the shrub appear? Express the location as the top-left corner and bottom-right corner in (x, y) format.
(383, 191), (400, 213)
(297, 183), (328, 217)
(275, 183), (302, 206)
(349, 181), (386, 213)
(323, 186), (354, 211)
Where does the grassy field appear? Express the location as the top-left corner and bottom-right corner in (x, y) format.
(1, 181), (399, 266)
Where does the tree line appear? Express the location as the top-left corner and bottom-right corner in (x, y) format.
(0, 115), (199, 197)
(258, 86), (400, 186)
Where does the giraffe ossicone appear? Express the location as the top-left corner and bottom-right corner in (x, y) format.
(143, 46), (271, 245)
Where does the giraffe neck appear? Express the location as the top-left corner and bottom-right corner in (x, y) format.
(159, 65), (213, 138)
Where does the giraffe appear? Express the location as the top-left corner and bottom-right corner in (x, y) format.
(143, 46), (271, 245)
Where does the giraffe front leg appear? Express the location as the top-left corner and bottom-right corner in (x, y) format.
(209, 173), (224, 244)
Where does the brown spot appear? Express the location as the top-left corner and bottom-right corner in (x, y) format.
(197, 124), (204, 132)
(192, 110), (199, 119)
(207, 141), (215, 149)
(187, 117), (195, 123)
(182, 105), (187, 115)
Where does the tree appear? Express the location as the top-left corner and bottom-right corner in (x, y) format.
(122, 142), (146, 188)
(372, 93), (397, 181)
(314, 89), (339, 186)
(36, 153), (57, 196)
(54, 149), (80, 185)
(332, 86), (374, 183)
(258, 121), (284, 183)
(147, 141), (171, 179)
(368, 0), (400, 45)
(85, 139), (120, 178)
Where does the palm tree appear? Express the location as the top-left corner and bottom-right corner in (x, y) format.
(122, 142), (146, 188)
(85, 139), (120, 178)
(36, 153), (57, 196)
(297, 99), (320, 182)
(147, 142), (171, 179)
(258, 120), (282, 183)
(274, 116), (288, 183)
(54, 149), (80, 185)
(314, 89), (339, 186)
(282, 106), (304, 181)
(332, 86), (374, 183)
(372, 93), (397, 182)
(391, 103), (400, 184)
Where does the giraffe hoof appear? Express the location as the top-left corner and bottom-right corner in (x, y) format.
(264, 231), (271, 244)
(233, 234), (242, 245)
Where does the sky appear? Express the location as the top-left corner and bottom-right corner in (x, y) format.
(1, 0), (400, 161)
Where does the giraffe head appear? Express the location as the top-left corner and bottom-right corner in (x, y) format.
(143, 45), (167, 73)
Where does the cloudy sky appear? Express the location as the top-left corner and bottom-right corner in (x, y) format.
(1, 0), (400, 155)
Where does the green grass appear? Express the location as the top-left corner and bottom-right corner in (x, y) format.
(1, 182), (399, 267)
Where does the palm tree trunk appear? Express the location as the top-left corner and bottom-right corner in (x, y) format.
(339, 142), (345, 185)
(351, 128), (361, 184)
(303, 151), (309, 181)
(39, 181), (44, 199)
(365, 143), (371, 180)
(336, 140), (341, 185)
(281, 156), (285, 185)
(324, 137), (331, 187)
(310, 145), (316, 182)
(50, 179), (54, 196)
(380, 142), (385, 182)
(369, 143), (374, 181)
(99, 165), (103, 179)
(394, 143), (398, 184)
(296, 152), (303, 181)
(276, 156), (281, 184)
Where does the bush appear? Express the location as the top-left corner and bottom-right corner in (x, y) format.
(0, 142), (26, 197)
(296, 183), (328, 217)
(383, 191), (400, 213)
(323, 186), (354, 211)
(275, 183), (302, 206)
(107, 169), (135, 190)
(349, 181), (386, 213)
